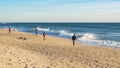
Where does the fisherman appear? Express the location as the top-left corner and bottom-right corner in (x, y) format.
(72, 33), (77, 45)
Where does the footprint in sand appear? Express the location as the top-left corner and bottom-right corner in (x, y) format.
(7, 63), (13, 65)
(8, 59), (12, 61)
(26, 58), (31, 62)
(46, 66), (50, 68)
(10, 52), (15, 55)
(70, 60), (73, 63)
(18, 59), (21, 61)
(33, 66), (36, 68)
(4, 50), (7, 53)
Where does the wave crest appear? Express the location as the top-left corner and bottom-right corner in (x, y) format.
(36, 27), (50, 31)
(79, 33), (98, 40)
(78, 33), (120, 48)
(4, 28), (18, 31)
(59, 30), (73, 36)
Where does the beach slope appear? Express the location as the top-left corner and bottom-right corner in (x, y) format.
(0, 29), (120, 68)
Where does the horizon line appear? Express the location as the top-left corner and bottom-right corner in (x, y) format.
(1, 21), (120, 23)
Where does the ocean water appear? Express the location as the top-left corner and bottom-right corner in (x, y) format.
(0, 23), (120, 48)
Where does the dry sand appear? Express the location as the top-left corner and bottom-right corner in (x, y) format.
(0, 29), (120, 68)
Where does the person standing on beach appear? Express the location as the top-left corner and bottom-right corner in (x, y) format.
(35, 27), (39, 36)
(43, 32), (46, 40)
(9, 27), (11, 33)
(72, 33), (77, 45)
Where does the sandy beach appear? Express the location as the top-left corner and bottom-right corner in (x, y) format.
(0, 29), (120, 68)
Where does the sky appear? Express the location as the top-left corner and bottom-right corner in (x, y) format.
(0, 0), (120, 22)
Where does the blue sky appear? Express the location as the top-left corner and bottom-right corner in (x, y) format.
(0, 0), (120, 22)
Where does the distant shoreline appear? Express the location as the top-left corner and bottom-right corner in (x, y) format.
(1, 22), (120, 24)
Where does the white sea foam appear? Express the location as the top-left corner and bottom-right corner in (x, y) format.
(35, 27), (50, 31)
(80, 33), (98, 40)
(4, 28), (18, 31)
(59, 30), (73, 36)
(78, 33), (120, 48)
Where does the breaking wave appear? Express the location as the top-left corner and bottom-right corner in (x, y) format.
(80, 33), (98, 40)
(33, 27), (50, 31)
(58, 30), (73, 36)
(78, 33), (120, 48)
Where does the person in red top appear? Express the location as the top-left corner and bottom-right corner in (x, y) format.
(43, 32), (46, 40)
(9, 27), (11, 33)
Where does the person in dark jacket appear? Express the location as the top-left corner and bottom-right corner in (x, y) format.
(43, 32), (46, 40)
(72, 33), (76, 45)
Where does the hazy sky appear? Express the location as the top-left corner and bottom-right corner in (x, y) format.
(0, 0), (120, 22)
